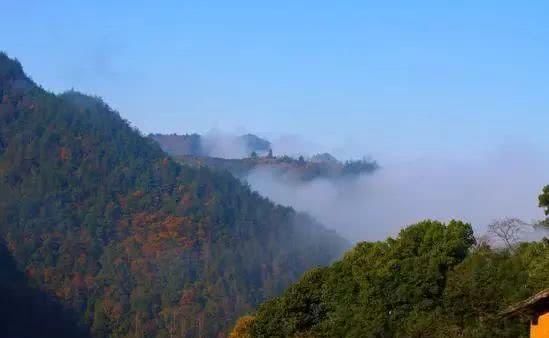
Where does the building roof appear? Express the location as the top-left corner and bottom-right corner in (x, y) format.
(502, 289), (549, 317)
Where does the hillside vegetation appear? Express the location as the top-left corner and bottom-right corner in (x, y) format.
(233, 212), (549, 337)
(0, 52), (347, 337)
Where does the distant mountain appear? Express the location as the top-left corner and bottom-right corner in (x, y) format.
(150, 132), (272, 157)
(149, 133), (202, 156)
(0, 52), (347, 337)
(176, 154), (378, 182)
(151, 134), (377, 181)
(239, 133), (271, 154)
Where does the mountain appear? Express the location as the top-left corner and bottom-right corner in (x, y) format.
(150, 133), (272, 157)
(233, 220), (546, 337)
(0, 52), (347, 337)
(239, 134), (271, 154)
(176, 154), (378, 182)
(151, 132), (378, 182)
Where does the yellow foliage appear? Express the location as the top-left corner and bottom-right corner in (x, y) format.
(229, 315), (255, 338)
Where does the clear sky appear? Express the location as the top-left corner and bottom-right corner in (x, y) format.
(3, 1), (549, 160)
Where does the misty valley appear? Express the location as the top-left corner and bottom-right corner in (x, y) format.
(1, 51), (549, 338)
(2, 3), (549, 338)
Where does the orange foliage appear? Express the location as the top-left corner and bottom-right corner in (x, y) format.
(103, 298), (123, 321)
(115, 211), (196, 280)
(84, 274), (95, 289)
(179, 192), (193, 208)
(229, 315), (255, 338)
(132, 190), (145, 198)
(42, 267), (55, 283)
(179, 288), (197, 306)
(162, 215), (182, 231)
(72, 272), (86, 289)
(26, 266), (36, 278)
(58, 146), (70, 161)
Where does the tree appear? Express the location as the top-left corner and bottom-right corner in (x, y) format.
(250, 151), (258, 159)
(251, 220), (477, 337)
(539, 185), (549, 215)
(538, 186), (549, 227)
(487, 218), (526, 251)
(229, 315), (255, 338)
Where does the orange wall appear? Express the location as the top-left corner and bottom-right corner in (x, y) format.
(532, 312), (549, 338)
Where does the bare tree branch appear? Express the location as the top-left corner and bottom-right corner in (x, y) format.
(487, 218), (527, 251)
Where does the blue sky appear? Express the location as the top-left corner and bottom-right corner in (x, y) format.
(3, 1), (549, 160)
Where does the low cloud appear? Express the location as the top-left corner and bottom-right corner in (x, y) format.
(245, 144), (549, 242)
(201, 130), (249, 159)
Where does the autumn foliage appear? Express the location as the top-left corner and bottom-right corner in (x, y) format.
(229, 315), (255, 338)
(0, 52), (346, 337)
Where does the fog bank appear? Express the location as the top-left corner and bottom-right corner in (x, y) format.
(246, 145), (549, 242)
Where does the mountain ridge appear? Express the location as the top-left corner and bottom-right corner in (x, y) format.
(151, 132), (378, 182)
(150, 132), (272, 158)
(0, 52), (347, 337)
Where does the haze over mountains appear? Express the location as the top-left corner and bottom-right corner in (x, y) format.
(150, 132), (272, 158)
(151, 132), (378, 180)
(151, 132), (384, 240)
(0, 52), (346, 337)
(151, 130), (549, 241)
(3, 2), (549, 336)
(2, 49), (549, 337)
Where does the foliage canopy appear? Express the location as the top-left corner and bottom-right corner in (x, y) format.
(0, 52), (346, 337)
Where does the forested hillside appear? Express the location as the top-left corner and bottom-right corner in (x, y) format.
(234, 215), (549, 337)
(0, 52), (347, 337)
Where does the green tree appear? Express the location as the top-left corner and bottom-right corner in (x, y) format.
(252, 220), (478, 337)
(539, 185), (549, 215)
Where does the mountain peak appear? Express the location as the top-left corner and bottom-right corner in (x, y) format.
(60, 90), (109, 111)
(0, 52), (34, 93)
(0, 52), (26, 81)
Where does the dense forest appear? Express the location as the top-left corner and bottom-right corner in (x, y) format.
(232, 193), (549, 337)
(0, 52), (347, 337)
